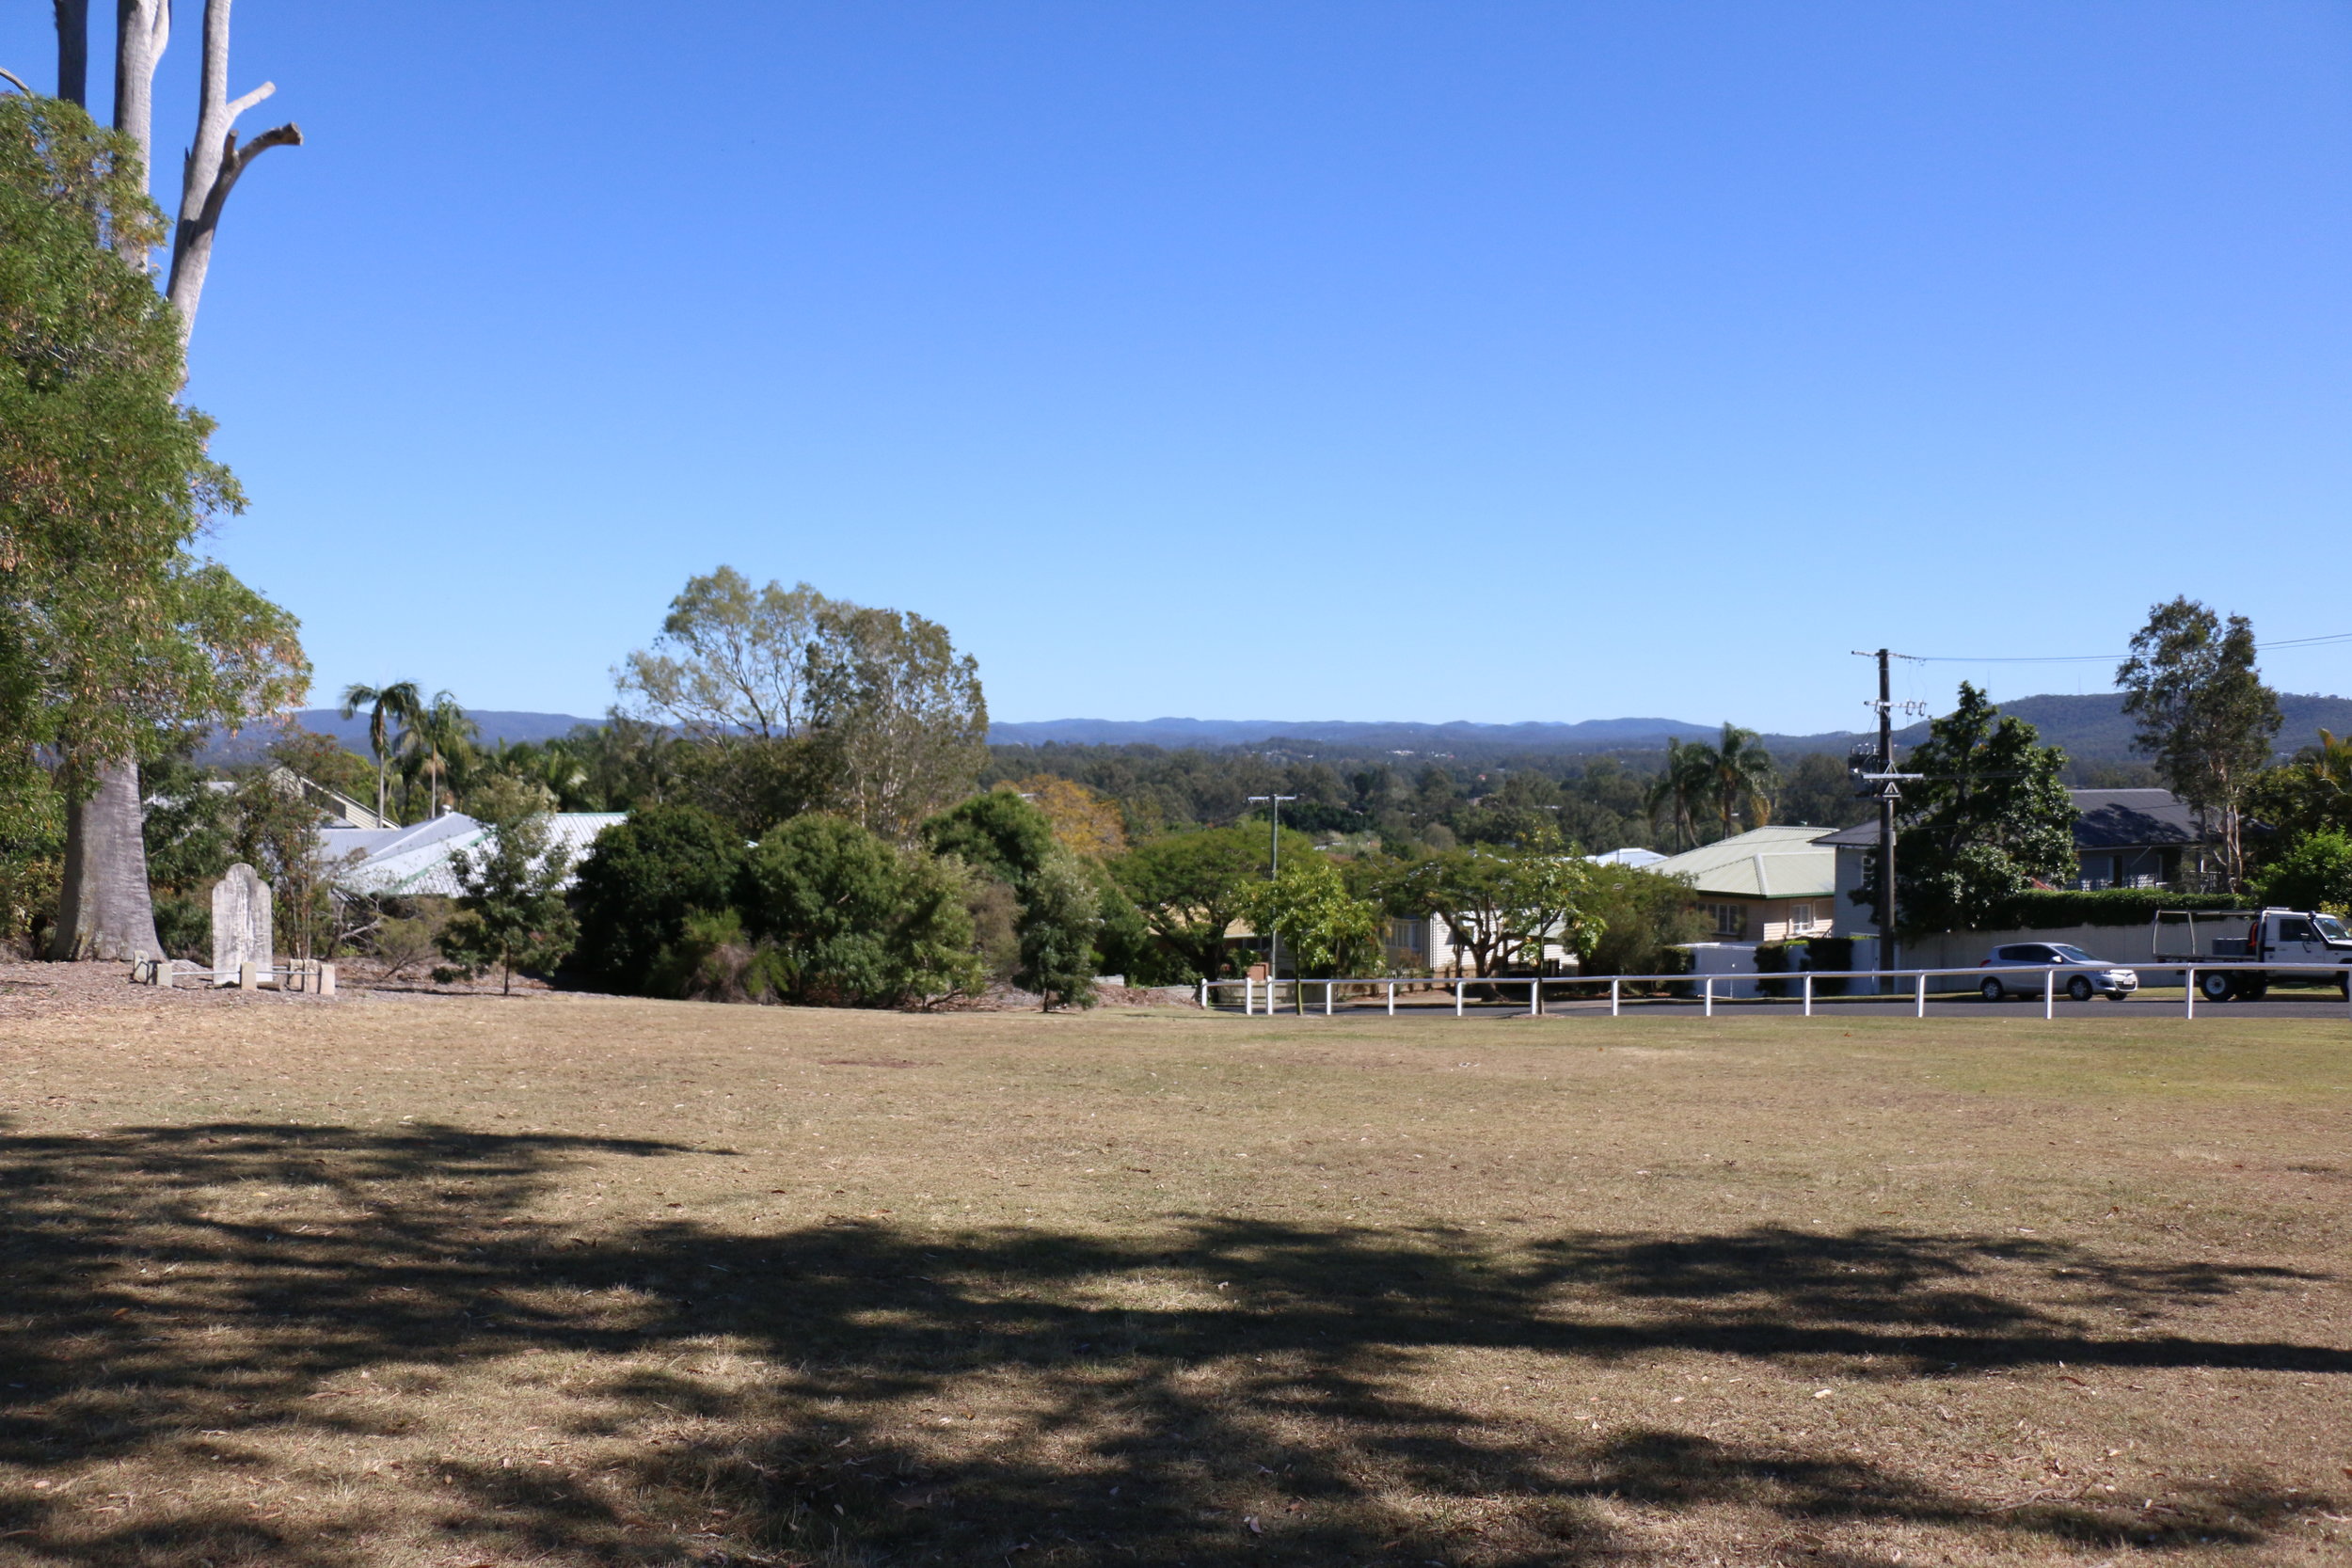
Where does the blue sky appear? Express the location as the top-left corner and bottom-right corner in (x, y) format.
(7, 2), (2347, 733)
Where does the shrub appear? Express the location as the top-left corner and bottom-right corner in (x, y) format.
(571, 804), (743, 992)
(1578, 865), (1706, 981)
(1016, 852), (1101, 1010)
(738, 815), (980, 1006)
(649, 909), (760, 1003)
(370, 912), (440, 981)
(961, 873), (1021, 981)
(2251, 832), (2352, 915)
(1754, 940), (1802, 997)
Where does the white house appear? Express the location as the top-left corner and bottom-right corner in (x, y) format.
(1641, 825), (1840, 944)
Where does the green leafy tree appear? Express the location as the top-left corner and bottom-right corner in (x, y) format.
(2245, 728), (2352, 852)
(737, 815), (979, 1006)
(1491, 846), (1605, 971)
(138, 751), (233, 959)
(1386, 837), (1599, 976)
(1776, 751), (1873, 830)
(1089, 874), (1161, 983)
(1015, 851), (1102, 1010)
(433, 777), (578, 995)
(1110, 826), (1313, 983)
(2116, 598), (2280, 888)
(924, 789), (1100, 1005)
(1236, 853), (1384, 977)
(617, 567), (833, 739)
(570, 803), (744, 993)
(0, 96), (305, 959)
(2251, 831), (2352, 915)
(1575, 864), (1706, 978)
(923, 789), (1057, 887)
(1854, 685), (2075, 936)
(804, 603), (989, 843)
(338, 680), (420, 823)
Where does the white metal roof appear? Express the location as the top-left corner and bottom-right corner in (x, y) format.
(327, 813), (625, 897)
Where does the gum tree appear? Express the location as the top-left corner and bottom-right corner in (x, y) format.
(26, 1), (304, 960)
(0, 96), (302, 958)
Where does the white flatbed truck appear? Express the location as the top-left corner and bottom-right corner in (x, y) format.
(2152, 907), (2352, 1002)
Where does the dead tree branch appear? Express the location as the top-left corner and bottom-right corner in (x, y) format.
(162, 0), (303, 343)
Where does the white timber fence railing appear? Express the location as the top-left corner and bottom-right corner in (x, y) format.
(1197, 963), (2352, 1022)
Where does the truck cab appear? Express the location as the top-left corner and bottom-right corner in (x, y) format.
(2153, 907), (2352, 1001)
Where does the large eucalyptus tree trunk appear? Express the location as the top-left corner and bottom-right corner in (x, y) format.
(51, 1), (87, 107)
(112, 0), (167, 182)
(45, 0), (301, 965)
(51, 761), (162, 960)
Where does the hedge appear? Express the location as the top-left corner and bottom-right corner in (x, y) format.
(1946, 888), (2242, 933)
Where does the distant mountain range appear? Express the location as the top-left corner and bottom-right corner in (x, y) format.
(216, 691), (2352, 768)
(991, 692), (2352, 762)
(987, 716), (1726, 750)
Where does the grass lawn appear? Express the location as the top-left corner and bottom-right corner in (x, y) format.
(0, 983), (2344, 1566)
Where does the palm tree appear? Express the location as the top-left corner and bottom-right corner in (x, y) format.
(1704, 723), (1777, 840)
(338, 680), (421, 825)
(397, 691), (478, 820)
(1645, 737), (1709, 852)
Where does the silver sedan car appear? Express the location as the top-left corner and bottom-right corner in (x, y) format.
(1977, 942), (2139, 1002)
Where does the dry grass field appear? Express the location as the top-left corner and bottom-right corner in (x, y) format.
(0, 971), (2344, 1567)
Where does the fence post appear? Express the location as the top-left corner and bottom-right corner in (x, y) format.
(1702, 975), (1713, 1017)
(1802, 972), (1813, 1017)
(1454, 979), (1465, 1017)
(1914, 972), (1926, 1018)
(2185, 968), (2195, 1021)
(1198, 977), (1207, 1009)
(2043, 968), (2057, 1021)
(238, 960), (257, 990)
(1386, 980), (1395, 1016)
(1244, 976), (1254, 1015)
(1325, 980), (1334, 1017)
(1609, 977), (1620, 1017)
(317, 963), (337, 999)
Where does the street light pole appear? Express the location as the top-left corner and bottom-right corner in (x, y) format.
(1248, 793), (1298, 1011)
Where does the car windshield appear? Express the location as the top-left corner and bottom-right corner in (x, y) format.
(2318, 915), (2350, 942)
(2048, 944), (2099, 963)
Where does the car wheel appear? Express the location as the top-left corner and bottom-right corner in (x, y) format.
(2199, 971), (2234, 1003)
(1979, 977), (2005, 1003)
(2066, 975), (2094, 1003)
(2244, 979), (2269, 1002)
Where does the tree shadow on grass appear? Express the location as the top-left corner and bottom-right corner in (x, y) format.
(0, 1121), (2338, 1565)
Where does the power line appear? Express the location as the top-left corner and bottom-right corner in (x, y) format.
(1901, 630), (2352, 665)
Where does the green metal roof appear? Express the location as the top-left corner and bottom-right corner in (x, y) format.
(1640, 825), (1838, 899)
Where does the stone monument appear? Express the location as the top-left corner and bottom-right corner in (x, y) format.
(211, 863), (274, 987)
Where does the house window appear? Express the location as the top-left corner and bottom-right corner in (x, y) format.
(1789, 902), (1814, 929)
(1705, 902), (1749, 940)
